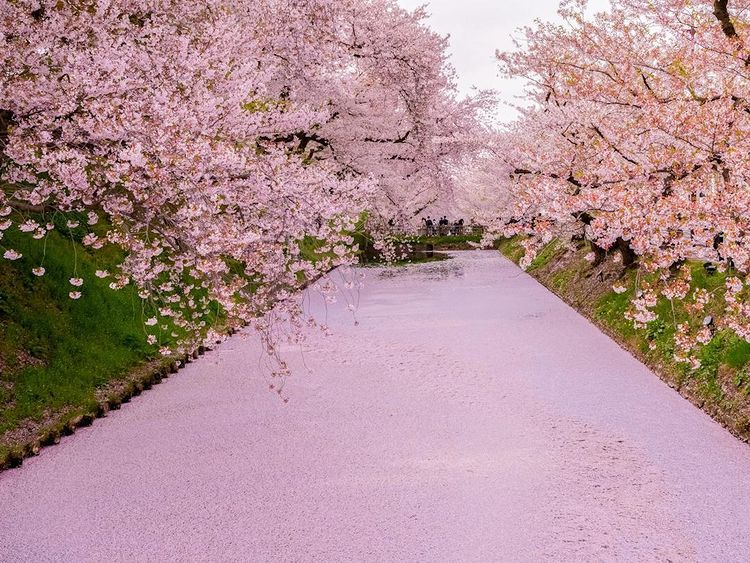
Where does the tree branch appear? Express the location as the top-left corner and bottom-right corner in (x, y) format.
(714, 0), (738, 38)
(364, 130), (411, 144)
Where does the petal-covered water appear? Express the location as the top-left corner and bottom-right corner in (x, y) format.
(1, 251), (749, 561)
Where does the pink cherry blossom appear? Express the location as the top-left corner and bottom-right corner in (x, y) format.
(3, 250), (22, 260)
(82, 233), (98, 246)
(18, 220), (38, 233)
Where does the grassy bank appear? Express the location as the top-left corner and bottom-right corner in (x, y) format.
(498, 237), (750, 441)
(0, 219), (180, 466)
(0, 208), (238, 467)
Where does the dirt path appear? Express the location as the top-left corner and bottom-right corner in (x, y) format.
(2, 251), (750, 562)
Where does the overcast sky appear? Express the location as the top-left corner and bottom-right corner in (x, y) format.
(396, 0), (611, 123)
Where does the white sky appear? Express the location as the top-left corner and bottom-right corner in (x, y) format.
(396, 0), (611, 123)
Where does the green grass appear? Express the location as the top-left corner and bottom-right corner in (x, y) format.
(0, 223), (163, 437)
(593, 262), (750, 401)
(725, 338), (750, 369)
(496, 236), (526, 263)
(595, 278), (640, 340)
(550, 268), (576, 292)
(527, 240), (562, 272)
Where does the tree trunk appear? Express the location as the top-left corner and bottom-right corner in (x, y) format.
(714, 1), (738, 38)
(590, 241), (608, 267)
(0, 109), (13, 155)
(614, 238), (638, 267)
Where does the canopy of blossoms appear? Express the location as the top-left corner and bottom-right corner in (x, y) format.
(487, 0), (750, 364)
(0, 0), (491, 368)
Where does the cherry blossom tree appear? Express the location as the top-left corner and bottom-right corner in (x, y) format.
(0, 0), (489, 373)
(489, 0), (750, 364)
